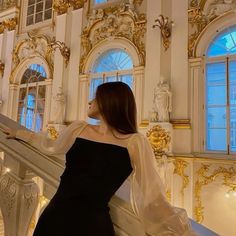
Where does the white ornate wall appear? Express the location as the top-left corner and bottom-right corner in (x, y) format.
(0, 0), (235, 236)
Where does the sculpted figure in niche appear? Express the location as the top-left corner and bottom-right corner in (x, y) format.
(53, 87), (66, 124)
(153, 81), (172, 122)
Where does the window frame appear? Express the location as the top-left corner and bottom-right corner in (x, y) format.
(204, 51), (236, 154)
(17, 65), (48, 132)
(19, 0), (53, 33)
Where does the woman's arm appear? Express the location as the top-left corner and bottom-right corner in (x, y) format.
(127, 134), (197, 236)
(4, 121), (87, 156)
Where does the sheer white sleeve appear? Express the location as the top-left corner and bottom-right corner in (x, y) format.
(15, 121), (87, 157)
(127, 133), (197, 236)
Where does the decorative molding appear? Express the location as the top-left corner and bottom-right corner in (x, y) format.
(0, 0), (17, 11)
(0, 175), (17, 217)
(53, 0), (86, 14)
(170, 119), (191, 129)
(79, 3), (146, 73)
(173, 159), (189, 198)
(47, 126), (59, 140)
(24, 184), (39, 210)
(0, 17), (17, 33)
(48, 38), (70, 67)
(194, 164), (236, 223)
(9, 32), (54, 84)
(146, 125), (171, 156)
(188, 0), (236, 58)
(53, 0), (70, 15)
(0, 60), (5, 77)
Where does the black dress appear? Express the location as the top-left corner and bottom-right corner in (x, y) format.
(33, 138), (133, 236)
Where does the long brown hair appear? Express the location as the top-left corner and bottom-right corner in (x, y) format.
(95, 82), (137, 134)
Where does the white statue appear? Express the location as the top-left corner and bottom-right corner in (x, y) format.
(53, 87), (66, 124)
(153, 81), (172, 122)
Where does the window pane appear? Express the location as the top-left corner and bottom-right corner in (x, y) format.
(92, 49), (133, 73)
(45, 0), (52, 9)
(230, 107), (236, 152)
(44, 9), (52, 20)
(207, 25), (236, 57)
(28, 0), (35, 5)
(36, 2), (43, 12)
(206, 129), (227, 151)
(206, 107), (226, 128)
(206, 62), (226, 84)
(95, 0), (108, 4)
(119, 74), (133, 89)
(35, 12), (43, 23)
(27, 5), (34, 15)
(90, 78), (103, 99)
(207, 85), (226, 105)
(26, 15), (34, 26)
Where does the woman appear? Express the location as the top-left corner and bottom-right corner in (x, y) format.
(4, 82), (196, 236)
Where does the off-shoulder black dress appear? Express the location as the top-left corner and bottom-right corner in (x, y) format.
(33, 137), (133, 236)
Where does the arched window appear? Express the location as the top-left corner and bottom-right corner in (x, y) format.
(89, 49), (133, 99)
(18, 64), (47, 132)
(205, 25), (236, 153)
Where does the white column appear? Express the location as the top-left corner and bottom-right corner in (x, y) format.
(0, 154), (39, 236)
(43, 79), (53, 129)
(7, 84), (18, 120)
(170, 0), (189, 119)
(2, 30), (16, 116)
(144, 0), (162, 120)
(66, 8), (83, 122)
(189, 57), (204, 153)
(0, 33), (4, 113)
(133, 66), (144, 124)
(50, 13), (67, 123)
(78, 74), (89, 121)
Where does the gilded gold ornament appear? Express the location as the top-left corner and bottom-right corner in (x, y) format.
(146, 125), (171, 156)
(194, 164), (236, 223)
(173, 159), (189, 197)
(47, 126), (59, 140)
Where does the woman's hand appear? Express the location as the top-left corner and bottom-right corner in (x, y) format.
(2, 128), (17, 139)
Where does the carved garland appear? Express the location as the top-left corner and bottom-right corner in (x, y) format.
(0, 17), (17, 33)
(9, 32), (55, 84)
(194, 164), (236, 223)
(79, 4), (146, 73)
(53, 0), (87, 15)
(173, 159), (189, 199)
(146, 125), (171, 156)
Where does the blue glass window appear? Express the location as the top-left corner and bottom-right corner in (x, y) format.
(89, 49), (134, 124)
(94, 0), (109, 4)
(18, 64), (47, 132)
(207, 25), (236, 57)
(205, 25), (236, 153)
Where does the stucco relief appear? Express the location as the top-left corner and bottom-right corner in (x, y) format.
(79, 2), (146, 72)
(188, 0), (236, 57)
(0, 175), (17, 217)
(24, 184), (39, 210)
(10, 33), (54, 83)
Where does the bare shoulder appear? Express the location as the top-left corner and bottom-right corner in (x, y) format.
(78, 124), (137, 148)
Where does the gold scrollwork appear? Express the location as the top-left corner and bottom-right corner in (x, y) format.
(79, 4), (146, 73)
(47, 126), (59, 140)
(53, 0), (86, 14)
(146, 125), (171, 156)
(9, 33), (53, 84)
(53, 0), (70, 15)
(173, 159), (189, 198)
(48, 38), (70, 67)
(194, 164), (236, 223)
(0, 17), (17, 32)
